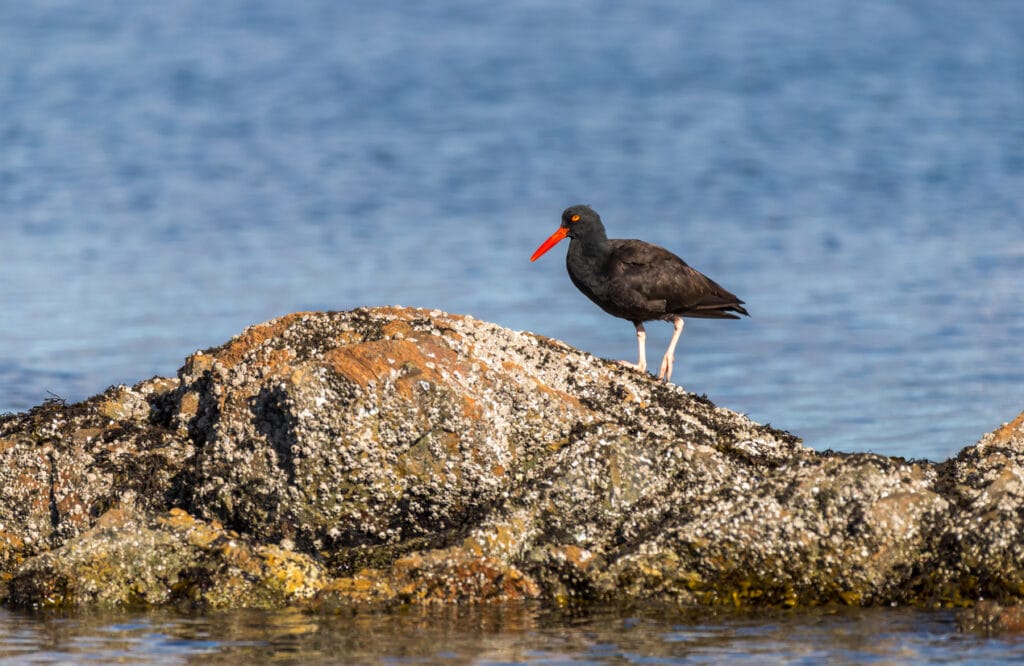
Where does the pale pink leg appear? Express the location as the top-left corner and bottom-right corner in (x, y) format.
(619, 322), (647, 372)
(657, 317), (685, 382)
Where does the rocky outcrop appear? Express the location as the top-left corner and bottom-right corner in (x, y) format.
(0, 306), (1022, 610)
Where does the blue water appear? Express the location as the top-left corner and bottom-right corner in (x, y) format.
(2, 2), (1024, 660)
(2, 605), (1024, 665)
(2, 2), (1023, 459)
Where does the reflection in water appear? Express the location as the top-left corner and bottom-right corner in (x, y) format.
(1, 603), (1020, 664)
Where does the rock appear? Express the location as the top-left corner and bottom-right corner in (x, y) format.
(957, 601), (1024, 635)
(313, 547), (540, 609)
(5, 506), (323, 608)
(929, 410), (1024, 605)
(0, 306), (1022, 612)
(0, 384), (192, 576)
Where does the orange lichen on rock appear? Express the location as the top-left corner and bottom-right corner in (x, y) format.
(991, 411), (1024, 446)
(325, 339), (454, 390)
(207, 312), (314, 370)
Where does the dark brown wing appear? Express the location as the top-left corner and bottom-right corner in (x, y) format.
(606, 239), (748, 319)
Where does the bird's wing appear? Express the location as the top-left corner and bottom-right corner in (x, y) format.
(603, 278), (667, 317)
(608, 239), (747, 316)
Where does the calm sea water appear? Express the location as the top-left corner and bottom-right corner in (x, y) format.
(3, 604), (1024, 665)
(1, 0), (1023, 459)
(1, 1), (1023, 660)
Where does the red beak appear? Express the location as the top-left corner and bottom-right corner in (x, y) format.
(530, 227), (569, 262)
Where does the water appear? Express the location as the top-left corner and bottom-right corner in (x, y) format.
(2, 1), (1024, 660)
(1, 604), (1022, 665)
(2, 1), (1023, 459)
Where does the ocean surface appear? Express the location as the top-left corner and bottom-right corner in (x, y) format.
(4, 604), (1024, 666)
(1, 1), (1023, 661)
(2, 0), (1023, 460)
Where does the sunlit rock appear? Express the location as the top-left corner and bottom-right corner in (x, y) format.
(1, 307), (1021, 611)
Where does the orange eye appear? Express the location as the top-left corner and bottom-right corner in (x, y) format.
(570, 214), (580, 222)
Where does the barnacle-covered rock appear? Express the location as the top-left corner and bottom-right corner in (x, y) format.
(1, 307), (1022, 611)
(5, 507), (324, 609)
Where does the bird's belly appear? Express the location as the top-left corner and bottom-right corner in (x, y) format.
(592, 298), (668, 322)
(569, 273), (665, 322)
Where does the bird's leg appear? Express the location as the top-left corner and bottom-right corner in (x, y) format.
(635, 322), (647, 372)
(619, 322), (647, 372)
(657, 317), (685, 382)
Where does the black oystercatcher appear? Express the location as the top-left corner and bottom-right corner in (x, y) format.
(530, 204), (748, 382)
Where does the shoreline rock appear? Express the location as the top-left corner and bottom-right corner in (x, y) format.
(1, 306), (1021, 612)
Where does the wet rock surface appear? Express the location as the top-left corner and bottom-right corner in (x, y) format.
(0, 307), (1021, 612)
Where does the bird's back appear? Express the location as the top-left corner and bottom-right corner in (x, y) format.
(606, 239), (748, 320)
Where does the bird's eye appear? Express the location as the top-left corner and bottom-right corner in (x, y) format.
(570, 214), (580, 222)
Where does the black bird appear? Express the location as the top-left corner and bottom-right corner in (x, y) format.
(530, 204), (748, 382)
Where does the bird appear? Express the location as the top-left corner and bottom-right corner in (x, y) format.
(530, 204), (748, 383)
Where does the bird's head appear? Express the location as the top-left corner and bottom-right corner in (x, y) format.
(530, 204), (602, 261)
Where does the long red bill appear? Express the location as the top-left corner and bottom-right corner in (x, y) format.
(530, 227), (569, 262)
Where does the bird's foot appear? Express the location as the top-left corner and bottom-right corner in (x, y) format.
(656, 355), (674, 382)
(618, 359), (647, 373)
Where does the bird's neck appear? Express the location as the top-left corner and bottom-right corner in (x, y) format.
(571, 223), (610, 260)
